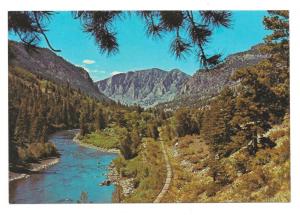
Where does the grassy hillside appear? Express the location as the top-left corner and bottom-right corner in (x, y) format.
(160, 115), (289, 202)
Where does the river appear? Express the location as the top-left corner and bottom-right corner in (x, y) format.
(9, 130), (117, 203)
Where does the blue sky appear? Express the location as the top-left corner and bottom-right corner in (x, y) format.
(9, 11), (270, 81)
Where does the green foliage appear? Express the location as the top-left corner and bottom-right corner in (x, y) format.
(164, 11), (290, 203)
(119, 128), (141, 160)
(80, 128), (121, 150)
(9, 11), (290, 203)
(146, 122), (159, 140)
(114, 110), (127, 127)
(114, 137), (166, 203)
(174, 108), (199, 137)
(130, 128), (141, 153)
(94, 108), (106, 131)
(263, 11), (289, 63)
(163, 123), (174, 141)
(17, 142), (59, 162)
(204, 87), (236, 154)
(228, 12), (289, 155)
(197, 11), (289, 157)
(79, 110), (89, 136)
(8, 66), (123, 165)
(10, 64), (152, 168)
(8, 12), (60, 52)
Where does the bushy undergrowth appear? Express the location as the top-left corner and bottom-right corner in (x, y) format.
(113, 137), (166, 202)
(162, 114), (290, 202)
(17, 142), (59, 163)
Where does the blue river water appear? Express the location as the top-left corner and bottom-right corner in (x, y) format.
(9, 130), (117, 204)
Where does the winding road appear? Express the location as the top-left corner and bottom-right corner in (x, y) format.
(153, 136), (172, 203)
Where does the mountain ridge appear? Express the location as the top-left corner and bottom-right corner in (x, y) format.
(96, 68), (190, 107)
(8, 40), (111, 103)
(158, 44), (268, 109)
(96, 44), (267, 109)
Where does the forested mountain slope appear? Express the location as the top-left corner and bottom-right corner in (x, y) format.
(8, 66), (112, 167)
(9, 41), (110, 102)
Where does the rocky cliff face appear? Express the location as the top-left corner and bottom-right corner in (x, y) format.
(180, 44), (267, 97)
(96, 45), (266, 109)
(96, 68), (190, 107)
(158, 44), (268, 109)
(9, 41), (110, 102)
(9, 40), (266, 109)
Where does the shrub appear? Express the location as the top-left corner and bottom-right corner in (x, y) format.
(234, 151), (250, 174)
(192, 163), (207, 172)
(208, 159), (235, 186)
(113, 156), (126, 172)
(242, 168), (269, 192)
(18, 142), (59, 163)
(146, 122), (159, 140)
(255, 149), (272, 166)
(206, 182), (221, 197)
(269, 128), (288, 141)
(27, 143), (43, 162)
(189, 155), (200, 164)
(17, 147), (28, 161)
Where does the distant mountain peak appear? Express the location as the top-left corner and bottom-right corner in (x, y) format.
(96, 68), (190, 108)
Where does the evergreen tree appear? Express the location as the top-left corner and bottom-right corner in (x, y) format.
(40, 125), (48, 144)
(230, 11), (289, 155)
(174, 108), (194, 137)
(119, 129), (134, 160)
(130, 128), (141, 157)
(193, 109), (204, 134)
(94, 108), (106, 131)
(79, 110), (89, 136)
(114, 111), (127, 127)
(30, 105), (47, 142)
(147, 122), (159, 140)
(203, 87), (236, 156)
(14, 99), (30, 146)
(9, 102), (19, 163)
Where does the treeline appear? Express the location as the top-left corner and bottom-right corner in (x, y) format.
(9, 66), (125, 166)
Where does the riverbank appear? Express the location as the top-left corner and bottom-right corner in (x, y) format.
(73, 132), (121, 154)
(73, 132), (135, 199)
(106, 163), (135, 198)
(72, 131), (141, 201)
(9, 157), (60, 182)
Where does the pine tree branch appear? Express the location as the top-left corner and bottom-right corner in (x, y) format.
(186, 11), (209, 72)
(33, 12), (61, 52)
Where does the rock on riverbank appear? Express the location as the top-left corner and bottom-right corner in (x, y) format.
(9, 158), (60, 182)
(107, 163), (135, 197)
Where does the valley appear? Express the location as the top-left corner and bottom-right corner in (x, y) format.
(8, 11), (290, 204)
(96, 44), (267, 109)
